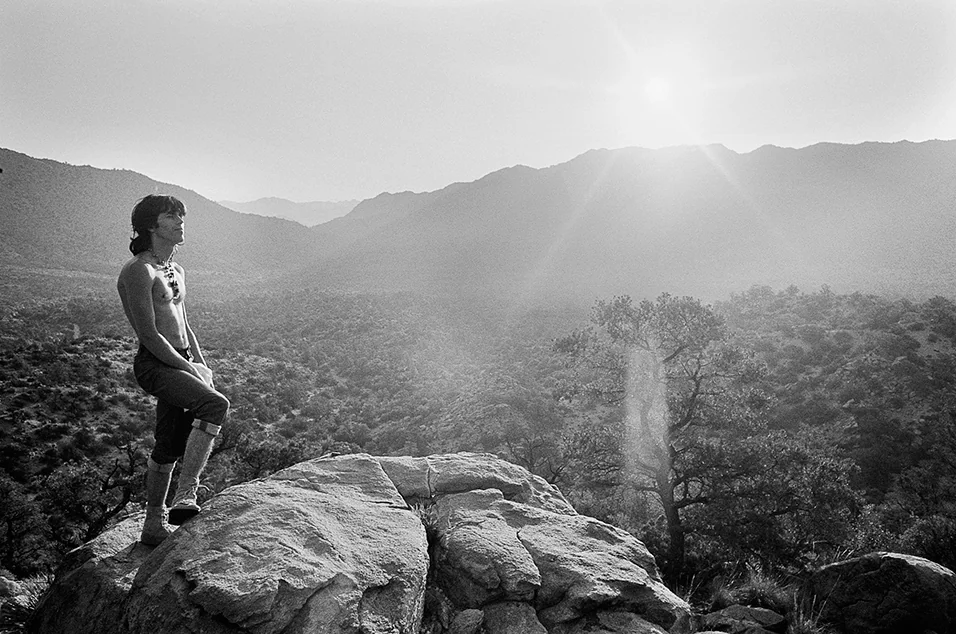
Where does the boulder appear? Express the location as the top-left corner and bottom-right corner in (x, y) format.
(482, 601), (548, 633)
(432, 489), (541, 606)
(448, 608), (484, 634)
(700, 604), (786, 634)
(431, 488), (689, 631)
(809, 551), (956, 634)
(125, 453), (429, 633)
(377, 452), (576, 515)
(27, 511), (153, 633)
(551, 610), (669, 633)
(29, 452), (691, 634)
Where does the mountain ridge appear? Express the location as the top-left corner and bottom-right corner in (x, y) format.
(0, 147), (317, 279)
(300, 139), (956, 302)
(218, 197), (358, 227)
(2, 141), (955, 305)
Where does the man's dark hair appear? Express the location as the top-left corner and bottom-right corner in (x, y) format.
(129, 195), (187, 255)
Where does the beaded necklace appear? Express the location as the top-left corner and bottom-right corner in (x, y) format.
(149, 249), (181, 300)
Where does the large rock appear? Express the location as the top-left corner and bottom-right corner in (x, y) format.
(377, 452), (576, 515)
(809, 551), (956, 634)
(30, 452), (691, 634)
(550, 611), (669, 634)
(27, 511), (152, 633)
(700, 605), (786, 634)
(482, 601), (549, 634)
(431, 488), (689, 632)
(125, 453), (428, 633)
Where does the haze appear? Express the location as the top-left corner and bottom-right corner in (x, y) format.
(3, 0), (955, 203)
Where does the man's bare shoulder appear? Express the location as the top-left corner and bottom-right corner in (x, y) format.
(118, 256), (154, 289)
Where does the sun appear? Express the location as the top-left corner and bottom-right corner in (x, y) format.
(643, 77), (673, 104)
(607, 57), (703, 148)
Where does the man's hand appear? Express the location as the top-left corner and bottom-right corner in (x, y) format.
(193, 363), (214, 387)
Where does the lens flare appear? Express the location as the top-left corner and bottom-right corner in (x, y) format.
(624, 343), (670, 479)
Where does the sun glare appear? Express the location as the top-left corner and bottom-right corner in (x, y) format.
(643, 77), (673, 104)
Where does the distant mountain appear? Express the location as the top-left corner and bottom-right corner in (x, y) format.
(0, 148), (318, 282)
(308, 187), (470, 256)
(301, 141), (956, 303)
(3, 141), (956, 305)
(218, 197), (358, 227)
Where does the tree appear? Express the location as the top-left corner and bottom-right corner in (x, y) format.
(492, 390), (570, 484)
(438, 364), (575, 483)
(38, 438), (145, 551)
(688, 429), (859, 566)
(555, 294), (773, 578)
(0, 474), (52, 576)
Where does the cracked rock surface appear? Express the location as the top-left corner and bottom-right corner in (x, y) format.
(30, 452), (690, 633)
(431, 488), (687, 631)
(124, 454), (428, 633)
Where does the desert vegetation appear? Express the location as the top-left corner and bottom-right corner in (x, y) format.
(2, 282), (955, 605)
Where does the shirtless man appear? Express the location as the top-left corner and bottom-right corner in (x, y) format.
(117, 194), (229, 545)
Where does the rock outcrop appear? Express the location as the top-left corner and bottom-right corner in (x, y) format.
(26, 510), (151, 633)
(29, 452), (691, 634)
(808, 551), (956, 634)
(699, 605), (786, 634)
(125, 454), (429, 633)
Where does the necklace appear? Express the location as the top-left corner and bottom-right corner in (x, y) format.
(148, 249), (180, 300)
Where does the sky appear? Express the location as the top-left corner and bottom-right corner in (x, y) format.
(3, 0), (956, 203)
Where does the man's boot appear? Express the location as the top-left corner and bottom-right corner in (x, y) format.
(168, 420), (220, 526)
(140, 458), (175, 545)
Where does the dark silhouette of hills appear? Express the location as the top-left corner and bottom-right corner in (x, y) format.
(218, 197), (358, 227)
(0, 148), (317, 279)
(2, 141), (955, 304)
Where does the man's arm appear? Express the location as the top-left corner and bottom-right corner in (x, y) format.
(181, 305), (214, 386)
(183, 308), (205, 366)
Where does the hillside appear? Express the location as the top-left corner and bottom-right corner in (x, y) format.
(303, 141), (956, 303)
(0, 149), (318, 284)
(3, 141), (956, 305)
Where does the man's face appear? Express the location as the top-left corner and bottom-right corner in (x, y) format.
(152, 209), (186, 245)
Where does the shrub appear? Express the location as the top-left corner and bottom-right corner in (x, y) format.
(706, 581), (736, 612)
(706, 564), (794, 616)
(899, 515), (956, 570)
(734, 569), (794, 615)
(411, 501), (440, 545)
(843, 504), (900, 555)
(788, 596), (839, 634)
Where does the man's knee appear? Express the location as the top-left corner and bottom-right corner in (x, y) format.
(192, 391), (229, 426)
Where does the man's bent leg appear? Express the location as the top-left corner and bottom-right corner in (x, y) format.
(141, 458), (176, 545)
(153, 399), (195, 465)
(138, 357), (230, 525)
(168, 420), (221, 526)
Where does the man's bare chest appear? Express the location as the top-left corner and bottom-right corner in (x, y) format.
(152, 266), (184, 305)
